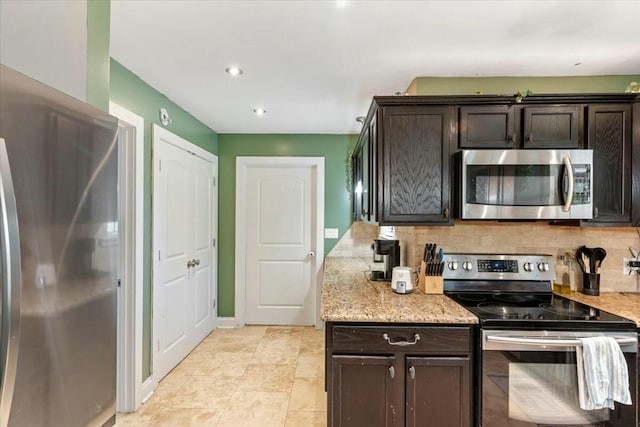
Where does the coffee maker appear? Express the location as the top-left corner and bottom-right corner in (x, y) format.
(370, 239), (400, 281)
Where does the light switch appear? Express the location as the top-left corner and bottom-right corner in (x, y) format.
(324, 228), (339, 239)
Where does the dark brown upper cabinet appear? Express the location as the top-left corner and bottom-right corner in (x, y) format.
(353, 94), (638, 226)
(459, 105), (516, 148)
(381, 105), (453, 224)
(585, 104), (634, 226)
(351, 116), (378, 223)
(522, 105), (583, 148)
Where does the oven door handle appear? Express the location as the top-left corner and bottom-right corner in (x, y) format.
(486, 335), (637, 347)
(562, 156), (574, 212)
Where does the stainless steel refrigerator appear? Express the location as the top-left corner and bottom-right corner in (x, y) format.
(0, 65), (119, 427)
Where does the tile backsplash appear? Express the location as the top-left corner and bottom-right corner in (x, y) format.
(393, 221), (640, 293)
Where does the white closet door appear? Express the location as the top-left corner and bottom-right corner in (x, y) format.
(153, 141), (194, 380)
(190, 154), (216, 345)
(152, 125), (217, 381)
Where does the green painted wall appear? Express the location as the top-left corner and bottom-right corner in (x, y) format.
(413, 75), (640, 96)
(86, 0), (110, 110)
(217, 134), (357, 317)
(109, 59), (218, 380)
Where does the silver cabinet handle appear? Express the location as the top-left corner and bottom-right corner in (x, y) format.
(382, 333), (421, 346)
(0, 138), (22, 427)
(409, 366), (416, 380)
(388, 366), (395, 379)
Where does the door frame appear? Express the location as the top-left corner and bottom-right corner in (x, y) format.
(234, 156), (324, 328)
(151, 124), (218, 382)
(109, 102), (145, 411)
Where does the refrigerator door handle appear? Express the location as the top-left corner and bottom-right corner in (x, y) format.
(0, 138), (21, 427)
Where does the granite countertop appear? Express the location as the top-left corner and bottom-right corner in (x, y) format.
(321, 256), (478, 324)
(559, 291), (640, 327)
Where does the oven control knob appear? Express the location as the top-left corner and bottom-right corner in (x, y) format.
(523, 262), (533, 272)
(462, 261), (473, 271)
(537, 262), (549, 272)
(448, 261), (459, 271)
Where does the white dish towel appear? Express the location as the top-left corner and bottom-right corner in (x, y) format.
(576, 336), (632, 410)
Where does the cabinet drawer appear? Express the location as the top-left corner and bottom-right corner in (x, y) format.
(331, 326), (471, 354)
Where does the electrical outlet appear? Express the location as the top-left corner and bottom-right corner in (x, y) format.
(324, 228), (339, 239)
(622, 257), (640, 275)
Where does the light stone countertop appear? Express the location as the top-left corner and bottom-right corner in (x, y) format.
(321, 256), (478, 324)
(559, 291), (640, 327)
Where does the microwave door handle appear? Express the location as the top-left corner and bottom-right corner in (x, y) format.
(562, 157), (574, 212)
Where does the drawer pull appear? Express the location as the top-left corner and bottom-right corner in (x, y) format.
(389, 366), (395, 379)
(409, 366), (416, 380)
(382, 333), (421, 346)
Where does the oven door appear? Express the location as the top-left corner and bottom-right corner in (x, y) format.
(481, 330), (637, 427)
(461, 149), (593, 220)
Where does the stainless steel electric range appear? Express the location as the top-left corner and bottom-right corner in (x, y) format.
(443, 253), (638, 427)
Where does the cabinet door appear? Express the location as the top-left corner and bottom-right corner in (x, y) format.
(523, 105), (583, 148)
(369, 116), (378, 223)
(587, 104), (633, 225)
(381, 106), (452, 224)
(459, 105), (516, 148)
(352, 144), (363, 221)
(361, 126), (370, 220)
(331, 355), (400, 427)
(406, 357), (472, 427)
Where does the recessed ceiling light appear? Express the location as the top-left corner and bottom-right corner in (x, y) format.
(356, 116), (365, 123)
(225, 66), (243, 76)
(336, 1), (348, 8)
(253, 108), (267, 116)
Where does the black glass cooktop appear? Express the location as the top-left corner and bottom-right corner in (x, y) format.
(446, 292), (636, 330)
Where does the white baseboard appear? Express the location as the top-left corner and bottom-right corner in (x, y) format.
(217, 317), (238, 328)
(140, 376), (156, 406)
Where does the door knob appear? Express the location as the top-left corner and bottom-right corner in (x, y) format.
(194, 259), (200, 266)
(187, 260), (195, 268)
(308, 251), (315, 257)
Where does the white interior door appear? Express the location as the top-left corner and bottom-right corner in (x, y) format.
(191, 154), (216, 343)
(240, 159), (322, 326)
(154, 141), (192, 379)
(153, 125), (217, 381)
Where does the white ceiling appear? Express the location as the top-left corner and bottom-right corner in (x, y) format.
(110, 0), (640, 135)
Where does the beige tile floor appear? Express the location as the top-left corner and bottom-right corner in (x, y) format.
(116, 326), (327, 427)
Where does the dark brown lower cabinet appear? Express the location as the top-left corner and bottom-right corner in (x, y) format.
(326, 324), (474, 427)
(331, 355), (399, 427)
(406, 357), (471, 427)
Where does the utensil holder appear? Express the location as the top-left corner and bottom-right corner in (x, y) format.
(418, 261), (443, 294)
(582, 272), (600, 296)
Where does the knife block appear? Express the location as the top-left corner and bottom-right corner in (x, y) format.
(418, 261), (443, 294)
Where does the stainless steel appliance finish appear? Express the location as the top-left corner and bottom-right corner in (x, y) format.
(481, 330), (637, 426)
(483, 330), (638, 353)
(459, 149), (593, 220)
(444, 252), (638, 427)
(443, 253), (556, 282)
(0, 65), (119, 427)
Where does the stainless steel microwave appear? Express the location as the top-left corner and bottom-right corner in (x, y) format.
(458, 149), (593, 220)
